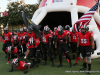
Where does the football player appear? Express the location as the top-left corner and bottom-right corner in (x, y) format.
(55, 25), (72, 67)
(69, 29), (79, 59)
(2, 28), (12, 58)
(24, 37), (41, 65)
(77, 25), (94, 74)
(6, 46), (18, 64)
(42, 26), (55, 67)
(9, 58), (38, 74)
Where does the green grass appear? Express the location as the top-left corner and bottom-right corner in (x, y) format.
(0, 42), (100, 75)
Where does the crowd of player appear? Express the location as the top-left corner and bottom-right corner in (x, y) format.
(2, 24), (94, 74)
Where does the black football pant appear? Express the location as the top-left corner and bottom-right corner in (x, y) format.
(2, 41), (11, 55)
(2, 41), (11, 51)
(30, 45), (41, 63)
(43, 43), (53, 61)
(22, 44), (27, 55)
(58, 43), (71, 63)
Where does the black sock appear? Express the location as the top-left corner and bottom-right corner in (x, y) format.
(73, 54), (75, 58)
(60, 60), (62, 65)
(32, 59), (35, 62)
(88, 64), (91, 70)
(52, 61), (54, 64)
(84, 63), (87, 68)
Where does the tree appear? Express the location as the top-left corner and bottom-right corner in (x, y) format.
(7, 1), (38, 26)
(0, 1), (39, 27)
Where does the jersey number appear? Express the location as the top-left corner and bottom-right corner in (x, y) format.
(5, 37), (8, 40)
(81, 39), (87, 43)
(73, 36), (76, 39)
(43, 37), (46, 42)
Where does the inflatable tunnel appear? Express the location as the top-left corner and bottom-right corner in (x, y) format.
(31, 0), (100, 59)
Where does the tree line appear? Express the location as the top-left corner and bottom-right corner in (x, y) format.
(0, 0), (42, 27)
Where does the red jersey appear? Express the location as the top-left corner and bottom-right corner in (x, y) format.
(26, 39), (40, 49)
(56, 31), (66, 42)
(6, 47), (17, 54)
(42, 31), (53, 43)
(22, 41), (27, 44)
(15, 61), (26, 70)
(17, 32), (26, 40)
(24, 31), (28, 35)
(78, 31), (93, 46)
(70, 31), (79, 42)
(37, 37), (41, 41)
(53, 30), (58, 36)
(63, 30), (70, 35)
(11, 37), (21, 43)
(27, 32), (36, 39)
(9, 32), (12, 35)
(3, 32), (12, 41)
(49, 30), (53, 35)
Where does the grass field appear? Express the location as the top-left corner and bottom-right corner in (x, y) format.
(0, 42), (100, 75)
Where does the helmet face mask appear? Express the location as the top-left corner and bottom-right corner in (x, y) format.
(24, 29), (27, 32)
(81, 25), (87, 34)
(58, 31), (63, 35)
(57, 25), (63, 35)
(44, 26), (50, 34)
(23, 27), (27, 32)
(72, 29), (76, 33)
(4, 28), (8, 33)
(54, 27), (57, 31)
(28, 31), (32, 34)
(20, 28), (23, 34)
(20, 31), (23, 34)
(81, 28), (87, 34)
(29, 38), (34, 46)
(23, 36), (27, 42)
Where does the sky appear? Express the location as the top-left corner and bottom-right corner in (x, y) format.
(0, 0), (38, 12)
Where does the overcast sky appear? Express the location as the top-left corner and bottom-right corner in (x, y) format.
(0, 0), (38, 12)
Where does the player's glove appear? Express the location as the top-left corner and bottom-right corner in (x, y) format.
(9, 69), (13, 72)
(24, 70), (28, 74)
(23, 56), (26, 62)
(92, 49), (94, 54)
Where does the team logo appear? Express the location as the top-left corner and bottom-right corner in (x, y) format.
(53, 0), (63, 3)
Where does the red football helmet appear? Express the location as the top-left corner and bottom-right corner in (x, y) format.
(54, 27), (57, 31)
(12, 58), (19, 66)
(29, 38), (34, 45)
(20, 28), (23, 33)
(23, 26), (27, 32)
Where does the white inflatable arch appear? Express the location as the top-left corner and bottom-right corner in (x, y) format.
(31, 0), (100, 59)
